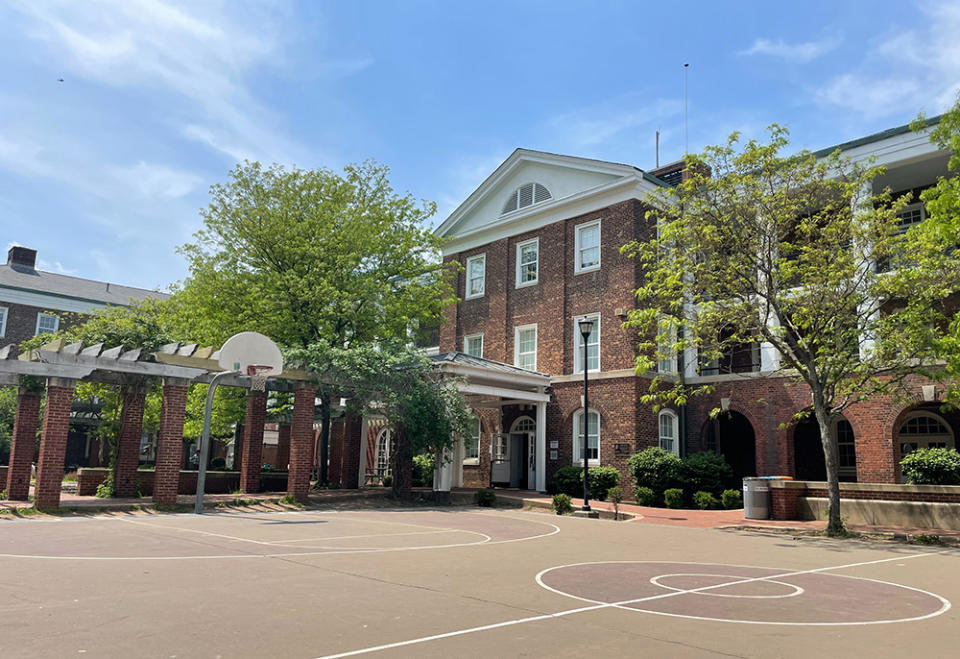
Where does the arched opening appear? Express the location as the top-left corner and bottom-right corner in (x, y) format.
(897, 410), (956, 460)
(703, 411), (756, 481)
(793, 416), (857, 482)
(374, 428), (393, 480)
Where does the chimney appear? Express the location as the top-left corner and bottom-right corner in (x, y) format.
(7, 246), (37, 272)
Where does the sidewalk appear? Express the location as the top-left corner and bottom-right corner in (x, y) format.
(485, 488), (960, 542)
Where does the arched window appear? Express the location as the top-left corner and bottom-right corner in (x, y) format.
(898, 411), (955, 458)
(659, 410), (679, 456)
(511, 416), (536, 434)
(572, 409), (600, 464)
(501, 182), (552, 215)
(375, 428), (392, 478)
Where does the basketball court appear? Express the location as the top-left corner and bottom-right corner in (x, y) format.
(1, 506), (957, 658)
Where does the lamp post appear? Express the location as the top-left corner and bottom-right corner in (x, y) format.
(578, 317), (594, 512)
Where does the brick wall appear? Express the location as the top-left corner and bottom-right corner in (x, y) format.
(35, 382), (75, 509)
(0, 302), (85, 348)
(5, 387), (41, 500)
(154, 382), (188, 505)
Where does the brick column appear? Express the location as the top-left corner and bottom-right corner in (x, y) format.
(328, 418), (344, 486)
(288, 386), (315, 502)
(340, 412), (363, 489)
(5, 387), (42, 500)
(239, 390), (267, 493)
(114, 385), (146, 497)
(153, 380), (188, 506)
(276, 423), (291, 471)
(34, 379), (76, 510)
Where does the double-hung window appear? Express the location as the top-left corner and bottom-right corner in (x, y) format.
(575, 220), (601, 273)
(0, 306), (7, 338)
(464, 417), (481, 462)
(465, 254), (486, 299)
(514, 324), (538, 371)
(36, 312), (59, 336)
(573, 314), (600, 373)
(516, 238), (539, 287)
(573, 409), (600, 464)
(659, 410), (679, 455)
(464, 333), (484, 358)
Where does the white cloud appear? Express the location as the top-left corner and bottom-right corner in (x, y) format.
(107, 162), (203, 200)
(37, 259), (75, 275)
(547, 95), (683, 153)
(815, 1), (960, 118)
(740, 37), (840, 62)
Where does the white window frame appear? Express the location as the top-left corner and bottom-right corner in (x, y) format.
(0, 306), (7, 338)
(514, 323), (538, 371)
(575, 219), (601, 274)
(465, 254), (486, 299)
(464, 333), (484, 358)
(464, 417), (481, 464)
(515, 238), (539, 288)
(573, 313), (600, 374)
(658, 410), (679, 456)
(35, 312), (59, 336)
(572, 408), (600, 465)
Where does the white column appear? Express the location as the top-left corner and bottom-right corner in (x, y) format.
(682, 302), (699, 378)
(854, 180), (877, 361)
(760, 311), (781, 372)
(433, 448), (453, 492)
(357, 416), (368, 488)
(535, 401), (547, 492)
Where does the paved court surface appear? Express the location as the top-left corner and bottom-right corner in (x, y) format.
(0, 507), (957, 658)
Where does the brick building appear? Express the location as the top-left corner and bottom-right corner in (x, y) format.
(434, 119), (955, 492)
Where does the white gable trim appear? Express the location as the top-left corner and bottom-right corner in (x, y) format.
(436, 149), (640, 238)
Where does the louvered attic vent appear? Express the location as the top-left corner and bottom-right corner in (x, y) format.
(501, 182), (552, 215)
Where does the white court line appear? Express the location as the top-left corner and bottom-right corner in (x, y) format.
(0, 510), (559, 560)
(314, 552), (948, 658)
(263, 530), (465, 544)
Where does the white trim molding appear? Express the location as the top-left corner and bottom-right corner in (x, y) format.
(572, 407), (601, 466)
(575, 219), (601, 274)
(465, 254), (486, 299)
(464, 333), (484, 358)
(514, 323), (538, 372)
(573, 313), (600, 374)
(515, 237), (539, 288)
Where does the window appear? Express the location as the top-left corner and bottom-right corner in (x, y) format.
(514, 324), (537, 371)
(464, 417), (481, 462)
(464, 333), (484, 358)
(501, 182), (552, 215)
(516, 238), (539, 287)
(573, 409), (600, 464)
(465, 254), (486, 299)
(575, 220), (601, 273)
(836, 419), (856, 481)
(898, 411), (955, 457)
(35, 312), (59, 336)
(511, 416), (536, 434)
(375, 428), (392, 478)
(659, 410), (679, 455)
(0, 306), (7, 338)
(573, 314), (600, 373)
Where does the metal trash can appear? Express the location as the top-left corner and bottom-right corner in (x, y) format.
(742, 477), (770, 519)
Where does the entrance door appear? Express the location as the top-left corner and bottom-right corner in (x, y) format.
(509, 433), (528, 489)
(490, 433), (510, 484)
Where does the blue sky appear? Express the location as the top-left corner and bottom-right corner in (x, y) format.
(1, 0), (958, 290)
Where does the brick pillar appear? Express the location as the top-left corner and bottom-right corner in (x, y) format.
(288, 386), (315, 502)
(340, 412), (363, 489)
(276, 423), (291, 471)
(153, 380), (188, 506)
(5, 387), (42, 500)
(114, 385), (146, 498)
(328, 418), (344, 486)
(35, 379), (76, 510)
(239, 390), (267, 493)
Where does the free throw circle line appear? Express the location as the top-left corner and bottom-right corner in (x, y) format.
(648, 572), (804, 599)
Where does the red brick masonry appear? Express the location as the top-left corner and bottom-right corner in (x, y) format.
(770, 480), (960, 521)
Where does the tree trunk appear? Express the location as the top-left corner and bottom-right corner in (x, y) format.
(391, 422), (413, 500)
(812, 395), (844, 536)
(317, 394), (331, 486)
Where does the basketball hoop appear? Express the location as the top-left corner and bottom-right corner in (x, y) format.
(247, 365), (273, 392)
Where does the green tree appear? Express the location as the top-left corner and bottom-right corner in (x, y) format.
(173, 160), (458, 483)
(622, 125), (957, 535)
(0, 386), (15, 464)
(287, 341), (471, 498)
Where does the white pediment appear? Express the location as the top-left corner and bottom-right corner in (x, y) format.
(436, 150), (640, 240)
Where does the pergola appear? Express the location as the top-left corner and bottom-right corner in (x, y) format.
(0, 339), (316, 510)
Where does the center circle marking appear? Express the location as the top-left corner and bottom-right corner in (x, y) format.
(649, 572), (804, 599)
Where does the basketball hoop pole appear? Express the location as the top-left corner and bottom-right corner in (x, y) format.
(195, 369), (239, 514)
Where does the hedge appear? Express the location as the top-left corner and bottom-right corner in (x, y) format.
(900, 447), (960, 485)
(551, 465), (621, 501)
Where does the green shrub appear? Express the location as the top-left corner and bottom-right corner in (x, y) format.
(62, 471), (78, 482)
(412, 454), (435, 487)
(628, 447), (682, 495)
(550, 466), (621, 500)
(680, 452), (732, 494)
(721, 489), (743, 509)
(210, 456), (226, 470)
(95, 472), (115, 498)
(693, 490), (719, 510)
(634, 486), (657, 506)
(607, 486), (623, 504)
(475, 488), (496, 507)
(382, 474), (393, 488)
(552, 493), (573, 515)
(900, 447), (960, 485)
(664, 488), (684, 509)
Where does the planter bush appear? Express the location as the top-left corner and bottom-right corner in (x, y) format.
(552, 493), (573, 515)
(721, 489), (742, 509)
(475, 488), (496, 507)
(664, 488), (684, 509)
(550, 465), (621, 501)
(693, 490), (719, 510)
(628, 447), (682, 496)
(681, 452), (733, 494)
(634, 486), (657, 506)
(900, 447), (960, 485)
(412, 454), (435, 487)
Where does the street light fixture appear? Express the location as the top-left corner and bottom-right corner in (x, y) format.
(578, 317), (594, 512)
